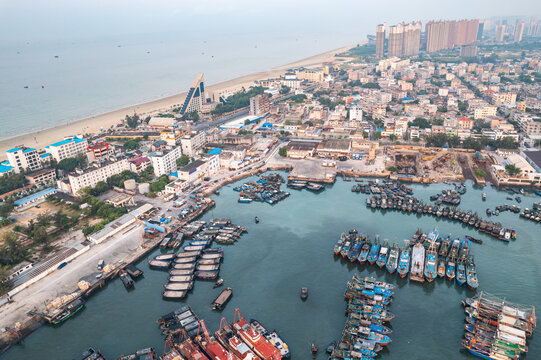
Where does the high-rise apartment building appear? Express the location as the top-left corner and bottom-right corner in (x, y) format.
(425, 19), (479, 53)
(180, 73), (205, 115)
(477, 22), (485, 40)
(249, 94), (270, 116)
(46, 137), (87, 162)
(376, 24), (386, 57)
(6, 147), (42, 173)
(495, 25), (506, 42)
(514, 21), (525, 42)
(385, 21), (420, 58)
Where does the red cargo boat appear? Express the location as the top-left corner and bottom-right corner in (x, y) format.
(231, 309), (281, 360)
(216, 318), (259, 360)
(195, 320), (239, 360)
(176, 330), (210, 360)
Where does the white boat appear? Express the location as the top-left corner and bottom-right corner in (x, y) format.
(409, 243), (425, 282)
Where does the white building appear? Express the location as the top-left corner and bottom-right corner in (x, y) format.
(180, 131), (207, 157)
(149, 146), (183, 177)
(46, 137), (88, 162)
(474, 106), (498, 120)
(5, 147), (42, 173)
(180, 73), (205, 115)
(349, 105), (363, 122)
(68, 157), (132, 195)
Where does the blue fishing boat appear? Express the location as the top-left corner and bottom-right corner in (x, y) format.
(397, 242), (410, 278)
(427, 227), (440, 242)
(423, 242), (438, 282)
(358, 239), (371, 264)
(340, 238), (352, 259)
(466, 256), (479, 290)
(385, 242), (399, 274)
(446, 239), (460, 281)
(456, 256), (467, 286)
(375, 240), (389, 268)
(347, 238), (362, 262)
(334, 233), (346, 256)
(238, 197), (252, 203)
(367, 238), (380, 265)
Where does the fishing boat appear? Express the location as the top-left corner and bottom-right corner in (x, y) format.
(216, 318), (258, 360)
(195, 271), (220, 280)
(446, 239), (460, 281)
(212, 288), (233, 311)
(376, 240), (389, 268)
(48, 298), (85, 325)
(423, 243), (438, 282)
(149, 259), (171, 270)
(334, 233), (346, 255)
(397, 242), (410, 278)
(154, 253), (176, 261)
(385, 243), (399, 274)
(162, 290), (187, 300)
(436, 256), (446, 278)
(358, 238), (371, 264)
(119, 270), (134, 289)
(301, 288), (308, 301)
(340, 238), (352, 259)
(232, 309), (281, 360)
(326, 341), (336, 354)
(169, 275), (194, 283)
(214, 279), (224, 288)
(466, 256), (479, 291)
(438, 237), (451, 257)
(427, 227), (440, 243)
(456, 256), (467, 286)
(367, 238), (380, 265)
(165, 282), (193, 291)
(347, 238), (362, 262)
(409, 243), (425, 282)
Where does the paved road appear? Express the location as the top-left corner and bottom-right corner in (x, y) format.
(0, 224), (145, 329)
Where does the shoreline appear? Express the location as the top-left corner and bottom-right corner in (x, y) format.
(0, 45), (352, 156)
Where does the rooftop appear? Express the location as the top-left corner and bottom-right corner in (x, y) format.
(49, 138), (86, 148)
(14, 188), (57, 207)
(178, 159), (205, 173)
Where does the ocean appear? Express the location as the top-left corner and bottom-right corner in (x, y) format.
(0, 31), (352, 141)
(3, 175), (540, 359)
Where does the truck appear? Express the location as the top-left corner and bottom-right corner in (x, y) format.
(97, 260), (104, 271)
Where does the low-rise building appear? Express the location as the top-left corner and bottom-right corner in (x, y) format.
(149, 146), (183, 177)
(24, 168), (56, 186)
(46, 137), (87, 162)
(316, 139), (352, 158)
(180, 131), (206, 157)
(67, 157), (132, 195)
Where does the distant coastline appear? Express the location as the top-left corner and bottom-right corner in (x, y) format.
(0, 45), (352, 157)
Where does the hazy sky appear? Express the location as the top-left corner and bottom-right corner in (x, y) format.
(1, 0), (540, 44)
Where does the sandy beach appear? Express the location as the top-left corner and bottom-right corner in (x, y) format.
(0, 45), (352, 157)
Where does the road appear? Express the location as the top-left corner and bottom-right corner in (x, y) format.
(0, 224), (146, 330)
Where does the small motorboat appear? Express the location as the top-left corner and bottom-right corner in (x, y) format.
(301, 287), (308, 301)
(311, 343), (318, 356)
(255, 216), (259, 224)
(213, 278), (224, 288)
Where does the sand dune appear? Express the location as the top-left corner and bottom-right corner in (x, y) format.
(0, 45), (352, 156)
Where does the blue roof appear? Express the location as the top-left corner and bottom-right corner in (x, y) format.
(49, 138), (85, 147)
(23, 148), (36, 153)
(207, 148), (222, 155)
(0, 164), (13, 173)
(1, 161), (9, 166)
(40, 153), (51, 158)
(6, 148), (21, 153)
(14, 188), (57, 206)
(170, 171), (179, 178)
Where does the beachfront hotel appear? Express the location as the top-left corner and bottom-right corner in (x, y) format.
(67, 157), (132, 195)
(180, 73), (205, 115)
(46, 137), (87, 162)
(5, 147), (42, 174)
(149, 146), (183, 177)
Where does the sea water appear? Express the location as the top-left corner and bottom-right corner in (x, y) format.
(3, 174), (540, 359)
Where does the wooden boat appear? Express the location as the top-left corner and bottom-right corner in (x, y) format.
(397, 243), (410, 278)
(456, 256), (467, 286)
(170, 269), (194, 276)
(409, 243), (425, 282)
(385, 243), (399, 274)
(437, 256), (446, 278)
(376, 240), (389, 268)
(149, 259), (170, 270)
(172, 263), (196, 270)
(212, 288), (233, 310)
(195, 271), (219, 280)
(446, 239), (460, 281)
(232, 309), (281, 360)
(199, 258), (221, 265)
(215, 318), (258, 360)
(154, 253), (177, 261)
(169, 275), (194, 283)
(174, 256), (198, 264)
(119, 270), (134, 289)
(214, 279), (224, 288)
(125, 264), (143, 279)
(176, 251), (201, 258)
(197, 264), (221, 271)
(438, 237), (451, 257)
(162, 290), (187, 300)
(165, 282), (193, 291)
(466, 256), (479, 291)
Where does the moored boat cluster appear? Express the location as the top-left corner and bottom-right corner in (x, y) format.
(461, 292), (536, 360)
(234, 173), (290, 204)
(160, 307), (288, 359)
(329, 275), (395, 359)
(365, 194), (516, 242)
(334, 228), (479, 289)
(519, 202), (541, 223)
(148, 219), (247, 300)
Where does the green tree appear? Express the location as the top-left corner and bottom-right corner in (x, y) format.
(56, 158), (79, 172)
(374, 131), (382, 140)
(278, 147), (287, 157)
(123, 138), (141, 151)
(388, 166), (398, 172)
(125, 113), (140, 128)
(425, 133), (449, 147)
(176, 155), (190, 168)
(505, 164), (521, 175)
(408, 117), (431, 129)
(447, 136), (460, 148)
(280, 86), (291, 95)
(362, 131), (369, 139)
(474, 169), (487, 178)
(463, 137), (482, 151)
